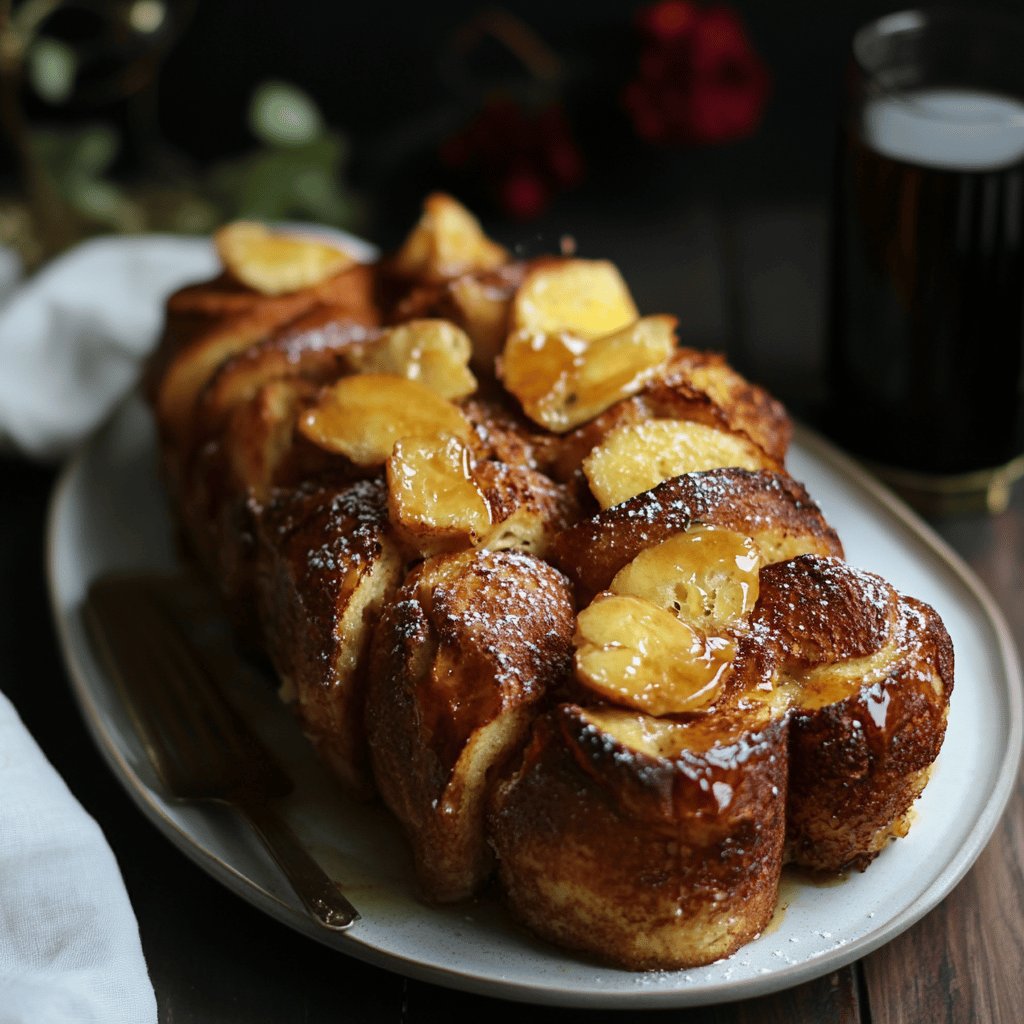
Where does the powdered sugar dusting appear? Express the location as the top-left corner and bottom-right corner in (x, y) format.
(430, 549), (574, 696)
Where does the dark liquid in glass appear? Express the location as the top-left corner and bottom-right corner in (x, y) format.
(828, 125), (1024, 475)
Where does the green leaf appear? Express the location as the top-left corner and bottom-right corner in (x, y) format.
(70, 125), (120, 176)
(65, 179), (143, 231)
(30, 125), (120, 185)
(206, 130), (362, 228)
(248, 80), (324, 148)
(127, 0), (168, 34)
(27, 38), (77, 104)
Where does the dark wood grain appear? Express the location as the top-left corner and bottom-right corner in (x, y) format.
(862, 498), (1024, 1024)
(863, 778), (1024, 1024)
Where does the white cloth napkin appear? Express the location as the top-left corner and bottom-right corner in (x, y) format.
(0, 691), (157, 1024)
(0, 235), (219, 460)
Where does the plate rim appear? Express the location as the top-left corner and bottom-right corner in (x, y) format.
(45, 399), (1024, 1009)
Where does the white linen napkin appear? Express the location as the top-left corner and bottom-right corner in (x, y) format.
(0, 235), (219, 460)
(0, 691), (157, 1024)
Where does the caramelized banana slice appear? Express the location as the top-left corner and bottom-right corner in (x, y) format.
(348, 319), (477, 400)
(583, 418), (778, 508)
(391, 193), (507, 282)
(386, 435), (576, 560)
(500, 328), (579, 430)
(501, 316), (676, 433)
(387, 435), (492, 555)
(214, 222), (356, 295)
(574, 593), (731, 715)
(610, 527), (762, 633)
(299, 374), (473, 465)
(511, 259), (639, 338)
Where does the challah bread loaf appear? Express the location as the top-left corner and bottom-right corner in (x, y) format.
(147, 194), (954, 970)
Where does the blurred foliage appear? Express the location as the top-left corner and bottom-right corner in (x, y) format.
(0, 0), (769, 264)
(30, 123), (144, 231)
(0, 1), (365, 267)
(26, 35), (75, 103)
(207, 82), (361, 229)
(9, 78), (363, 261)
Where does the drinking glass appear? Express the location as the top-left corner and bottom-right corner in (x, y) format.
(828, 9), (1024, 514)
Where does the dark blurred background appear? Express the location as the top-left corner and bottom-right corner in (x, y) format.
(1, 0), (1018, 411)
(4, 1), (912, 230)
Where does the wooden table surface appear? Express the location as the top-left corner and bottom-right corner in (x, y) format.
(2, 204), (1022, 1023)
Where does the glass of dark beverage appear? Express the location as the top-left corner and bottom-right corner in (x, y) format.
(828, 9), (1024, 514)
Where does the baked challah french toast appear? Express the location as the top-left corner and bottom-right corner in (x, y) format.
(147, 194), (954, 970)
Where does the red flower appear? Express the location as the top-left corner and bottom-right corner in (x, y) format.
(440, 98), (585, 221)
(500, 168), (550, 221)
(643, 0), (699, 41)
(624, 2), (770, 146)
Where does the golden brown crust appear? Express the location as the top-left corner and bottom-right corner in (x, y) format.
(657, 348), (792, 462)
(748, 556), (954, 872)
(488, 703), (788, 969)
(168, 311), (376, 525)
(753, 555), (898, 667)
(164, 262), (378, 334)
(171, 376), (359, 637)
(459, 395), (549, 469)
(193, 308), (379, 447)
(366, 549), (574, 901)
(145, 272), (289, 397)
(539, 347), (791, 482)
(789, 616), (952, 867)
(541, 382), (733, 483)
(149, 263), (379, 449)
(550, 469), (844, 607)
(472, 461), (580, 559)
(256, 478), (404, 797)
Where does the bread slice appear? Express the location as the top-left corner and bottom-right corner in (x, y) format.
(541, 347), (791, 483)
(656, 348), (792, 462)
(255, 478), (405, 797)
(152, 263), (378, 458)
(752, 556), (955, 871)
(488, 702), (788, 969)
(192, 307), (379, 449)
(366, 549), (574, 901)
(551, 468), (843, 607)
